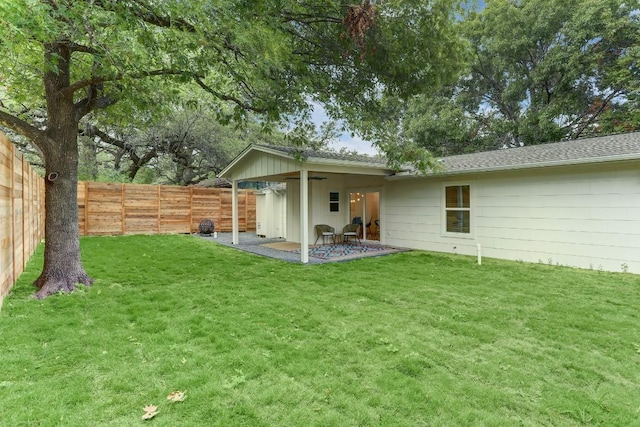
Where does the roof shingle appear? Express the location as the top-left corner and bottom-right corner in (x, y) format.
(256, 144), (387, 165)
(434, 132), (640, 174)
(252, 132), (640, 177)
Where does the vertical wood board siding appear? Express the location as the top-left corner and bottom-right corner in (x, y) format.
(229, 151), (300, 181)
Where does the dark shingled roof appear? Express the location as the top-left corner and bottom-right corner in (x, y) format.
(435, 132), (640, 174)
(250, 132), (640, 176)
(255, 144), (387, 165)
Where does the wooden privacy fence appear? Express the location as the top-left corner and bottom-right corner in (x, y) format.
(78, 181), (256, 236)
(0, 132), (45, 302)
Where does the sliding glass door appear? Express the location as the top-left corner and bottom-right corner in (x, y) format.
(348, 191), (380, 241)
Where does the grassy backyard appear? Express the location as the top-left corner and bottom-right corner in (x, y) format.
(1, 234), (639, 426)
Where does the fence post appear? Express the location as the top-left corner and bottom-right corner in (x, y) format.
(83, 181), (88, 236)
(9, 141), (15, 292)
(189, 186), (194, 234)
(84, 181), (89, 236)
(121, 183), (125, 235)
(157, 185), (161, 234)
(21, 156), (26, 272)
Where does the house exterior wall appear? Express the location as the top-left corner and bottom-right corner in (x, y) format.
(256, 188), (287, 239)
(384, 161), (640, 274)
(285, 174), (387, 244)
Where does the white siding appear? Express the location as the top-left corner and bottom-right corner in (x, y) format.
(286, 180), (301, 243)
(256, 188), (287, 239)
(227, 151), (300, 181)
(384, 162), (640, 274)
(285, 174), (387, 244)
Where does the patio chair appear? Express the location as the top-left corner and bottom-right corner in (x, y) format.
(366, 217), (372, 234)
(352, 216), (364, 238)
(314, 224), (336, 245)
(342, 223), (361, 245)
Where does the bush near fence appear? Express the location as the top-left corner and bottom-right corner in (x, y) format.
(0, 132), (45, 304)
(78, 181), (256, 236)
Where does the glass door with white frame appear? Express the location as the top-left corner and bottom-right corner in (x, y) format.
(348, 191), (380, 241)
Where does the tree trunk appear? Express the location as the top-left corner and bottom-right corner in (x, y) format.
(33, 41), (93, 299)
(79, 136), (99, 180)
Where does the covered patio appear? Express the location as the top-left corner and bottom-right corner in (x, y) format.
(201, 232), (407, 264)
(218, 144), (411, 263)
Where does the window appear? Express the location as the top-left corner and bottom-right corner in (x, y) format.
(445, 185), (470, 234)
(329, 192), (340, 212)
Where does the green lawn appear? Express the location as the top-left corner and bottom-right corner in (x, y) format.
(1, 234), (639, 426)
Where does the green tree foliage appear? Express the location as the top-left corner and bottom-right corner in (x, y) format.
(0, 0), (464, 297)
(79, 109), (286, 185)
(401, 0), (639, 154)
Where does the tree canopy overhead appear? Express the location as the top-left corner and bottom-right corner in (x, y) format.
(1, 0), (464, 130)
(0, 0), (465, 298)
(395, 0), (640, 156)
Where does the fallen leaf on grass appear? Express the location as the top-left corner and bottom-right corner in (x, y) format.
(142, 405), (158, 420)
(167, 391), (186, 402)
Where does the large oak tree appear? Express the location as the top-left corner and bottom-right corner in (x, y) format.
(0, 0), (464, 298)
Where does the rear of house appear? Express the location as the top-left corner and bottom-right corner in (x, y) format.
(385, 160), (640, 273)
(221, 132), (640, 273)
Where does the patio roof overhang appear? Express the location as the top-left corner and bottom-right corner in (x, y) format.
(218, 144), (398, 264)
(218, 144), (396, 182)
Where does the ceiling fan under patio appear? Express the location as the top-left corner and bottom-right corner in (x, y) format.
(284, 176), (327, 180)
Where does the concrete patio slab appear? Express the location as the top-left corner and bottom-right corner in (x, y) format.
(196, 232), (407, 263)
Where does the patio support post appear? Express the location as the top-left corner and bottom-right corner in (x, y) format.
(300, 169), (309, 263)
(232, 179), (239, 245)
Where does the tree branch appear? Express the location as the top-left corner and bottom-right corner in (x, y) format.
(570, 90), (621, 139)
(92, 0), (197, 32)
(281, 11), (342, 25)
(75, 94), (117, 120)
(81, 124), (126, 150)
(193, 76), (268, 113)
(65, 69), (187, 96)
(68, 42), (99, 55)
(0, 109), (53, 151)
(81, 124), (158, 180)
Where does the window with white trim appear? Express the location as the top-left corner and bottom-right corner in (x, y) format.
(445, 185), (470, 234)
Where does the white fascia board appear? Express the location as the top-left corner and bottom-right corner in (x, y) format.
(218, 144), (255, 178)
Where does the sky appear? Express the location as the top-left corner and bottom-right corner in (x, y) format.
(309, 104), (379, 155)
(330, 133), (377, 156)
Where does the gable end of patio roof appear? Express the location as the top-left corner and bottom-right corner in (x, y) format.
(219, 144), (396, 181)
